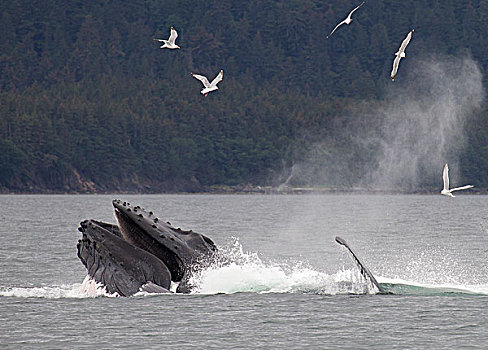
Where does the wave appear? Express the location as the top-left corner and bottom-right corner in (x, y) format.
(1, 240), (486, 298)
(0, 271), (374, 299)
(0, 276), (117, 299)
(377, 277), (488, 296)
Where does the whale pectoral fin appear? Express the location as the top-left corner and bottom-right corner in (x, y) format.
(140, 282), (171, 294)
(335, 236), (387, 294)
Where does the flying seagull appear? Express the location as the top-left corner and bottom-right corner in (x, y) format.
(391, 29), (414, 81)
(153, 27), (180, 49)
(440, 163), (473, 197)
(326, 2), (365, 39)
(191, 69), (224, 96)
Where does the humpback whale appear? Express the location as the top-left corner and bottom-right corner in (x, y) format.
(77, 220), (172, 296)
(77, 200), (217, 296)
(77, 200), (385, 296)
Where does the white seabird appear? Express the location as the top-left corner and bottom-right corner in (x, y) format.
(191, 69), (224, 96)
(326, 1), (365, 39)
(391, 29), (414, 81)
(440, 163), (473, 197)
(154, 27), (180, 49)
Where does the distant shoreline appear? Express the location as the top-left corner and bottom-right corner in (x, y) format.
(0, 185), (484, 195)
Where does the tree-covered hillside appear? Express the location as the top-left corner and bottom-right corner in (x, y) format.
(1, 0), (487, 192)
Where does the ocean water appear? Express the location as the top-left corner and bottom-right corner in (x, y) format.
(1, 194), (487, 349)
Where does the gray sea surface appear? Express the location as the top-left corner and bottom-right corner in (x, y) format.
(0, 194), (487, 349)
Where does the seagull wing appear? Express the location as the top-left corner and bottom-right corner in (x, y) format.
(168, 27), (178, 45)
(442, 164), (449, 191)
(391, 55), (401, 81)
(191, 73), (210, 88)
(450, 185), (474, 192)
(209, 70), (224, 87)
(398, 29), (414, 54)
(347, 1), (365, 20)
(153, 38), (165, 42)
(327, 20), (346, 38)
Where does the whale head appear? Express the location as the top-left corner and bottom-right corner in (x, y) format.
(112, 199), (217, 283)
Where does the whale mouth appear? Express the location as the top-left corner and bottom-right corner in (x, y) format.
(113, 204), (186, 282)
(76, 200), (218, 296)
(77, 219), (171, 296)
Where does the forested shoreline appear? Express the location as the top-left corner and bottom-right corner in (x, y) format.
(1, 0), (488, 193)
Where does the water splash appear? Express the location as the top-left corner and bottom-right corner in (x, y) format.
(0, 285), (84, 299)
(1, 239), (486, 298)
(188, 239), (376, 295)
(78, 275), (117, 297)
(0, 276), (116, 299)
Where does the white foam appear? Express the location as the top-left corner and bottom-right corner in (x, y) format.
(188, 239), (376, 295)
(0, 276), (117, 299)
(78, 275), (118, 297)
